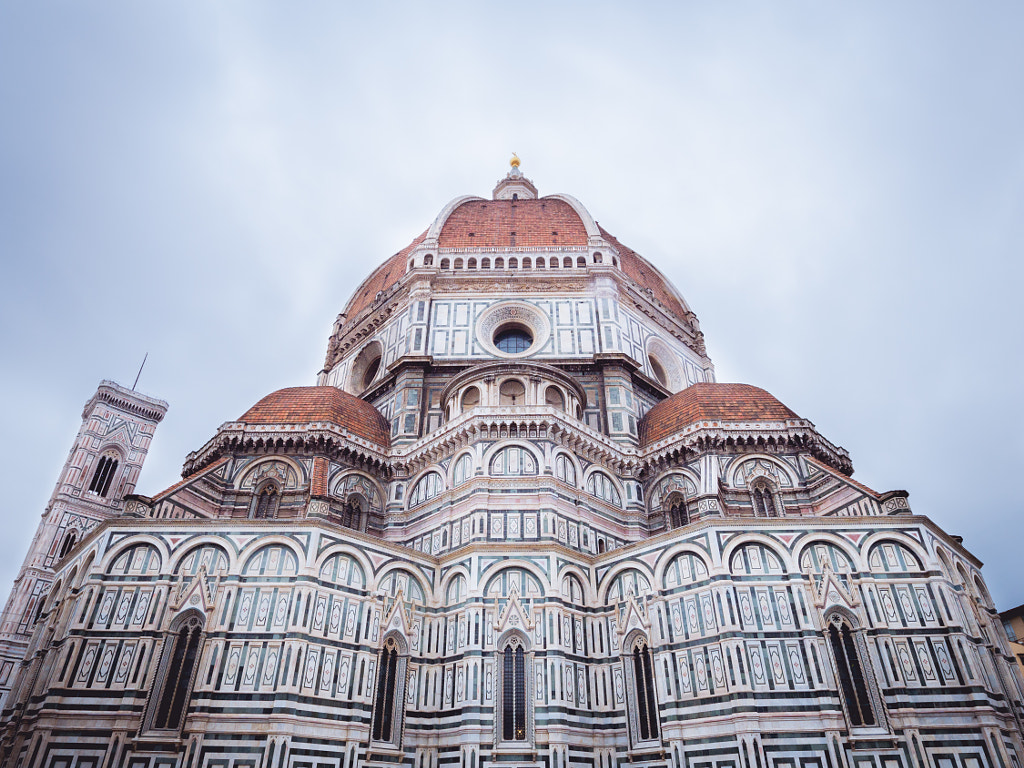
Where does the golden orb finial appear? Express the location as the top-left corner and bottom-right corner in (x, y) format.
(510, 152), (521, 168)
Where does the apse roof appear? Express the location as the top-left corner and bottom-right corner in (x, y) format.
(239, 386), (390, 448)
(639, 383), (799, 447)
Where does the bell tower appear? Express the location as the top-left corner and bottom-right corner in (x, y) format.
(0, 380), (167, 707)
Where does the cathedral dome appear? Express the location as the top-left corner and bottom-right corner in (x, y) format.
(239, 386), (390, 447)
(639, 382), (798, 446)
(336, 165), (694, 334)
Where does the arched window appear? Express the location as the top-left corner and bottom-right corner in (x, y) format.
(499, 635), (528, 742)
(461, 386), (481, 411)
(825, 613), (880, 728)
(342, 498), (363, 530)
(440, 258), (450, 269)
(587, 472), (621, 506)
(58, 531), (78, 560)
(495, 257), (505, 269)
(499, 379), (527, 404)
(490, 446), (537, 476)
(148, 612), (205, 732)
(88, 450), (120, 497)
(577, 256), (586, 268)
(627, 635), (660, 745)
(751, 479), (778, 517)
(554, 453), (576, 486)
(409, 472), (443, 507)
(423, 254), (434, 266)
(544, 386), (565, 411)
(453, 453), (473, 485)
(371, 636), (407, 745)
(252, 483), (280, 519)
(668, 497), (688, 528)
(563, 256), (572, 268)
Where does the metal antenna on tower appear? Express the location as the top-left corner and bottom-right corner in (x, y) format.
(132, 352), (149, 391)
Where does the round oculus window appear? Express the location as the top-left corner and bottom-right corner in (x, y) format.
(494, 326), (533, 354)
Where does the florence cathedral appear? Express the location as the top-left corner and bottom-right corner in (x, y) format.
(0, 161), (1021, 768)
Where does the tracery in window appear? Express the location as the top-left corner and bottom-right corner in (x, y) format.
(490, 446), (537, 476)
(587, 471), (621, 506)
(58, 531), (78, 560)
(825, 613), (880, 728)
(148, 612), (205, 732)
(371, 636), (407, 745)
(668, 496), (688, 529)
(88, 450), (120, 497)
(409, 472), (443, 507)
(554, 453), (576, 486)
(626, 635), (660, 745)
(252, 483), (280, 519)
(341, 498), (363, 530)
(750, 479), (778, 517)
(499, 635), (528, 742)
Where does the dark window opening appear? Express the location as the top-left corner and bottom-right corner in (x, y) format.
(152, 615), (204, 731)
(752, 483), (777, 517)
(495, 327), (533, 354)
(254, 485), (280, 519)
(58, 532), (78, 559)
(372, 643), (399, 742)
(632, 639), (660, 741)
(669, 501), (688, 529)
(502, 642), (527, 741)
(89, 454), (119, 497)
(828, 618), (876, 727)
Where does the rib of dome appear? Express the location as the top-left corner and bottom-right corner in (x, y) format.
(239, 386), (390, 448)
(639, 383), (798, 447)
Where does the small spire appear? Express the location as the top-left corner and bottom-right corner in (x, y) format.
(510, 152), (521, 168)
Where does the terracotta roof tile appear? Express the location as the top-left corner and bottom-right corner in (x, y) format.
(640, 383), (798, 446)
(598, 225), (687, 319)
(154, 456), (230, 500)
(240, 387), (390, 448)
(344, 231), (427, 319)
(438, 199), (589, 248)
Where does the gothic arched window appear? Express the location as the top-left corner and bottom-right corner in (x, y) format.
(58, 531), (78, 560)
(253, 483), (280, 519)
(667, 495), (688, 529)
(499, 635), (529, 742)
(88, 450), (120, 497)
(148, 612), (205, 732)
(826, 613), (881, 728)
(371, 636), (407, 745)
(627, 636), (660, 744)
(587, 472), (621, 506)
(751, 479), (778, 517)
(342, 498), (363, 530)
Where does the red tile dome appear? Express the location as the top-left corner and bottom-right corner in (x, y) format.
(240, 386), (390, 448)
(640, 383), (798, 447)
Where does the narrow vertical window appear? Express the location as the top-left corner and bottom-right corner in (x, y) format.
(669, 499), (688, 528)
(253, 484), (280, 519)
(751, 481), (777, 517)
(88, 451), (120, 497)
(371, 636), (407, 745)
(826, 615), (878, 727)
(501, 638), (528, 741)
(630, 637), (660, 742)
(372, 642), (399, 741)
(150, 613), (204, 731)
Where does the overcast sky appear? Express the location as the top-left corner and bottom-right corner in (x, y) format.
(1, 3), (1022, 607)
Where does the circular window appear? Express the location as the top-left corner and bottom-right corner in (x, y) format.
(495, 326), (533, 354)
(475, 301), (550, 359)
